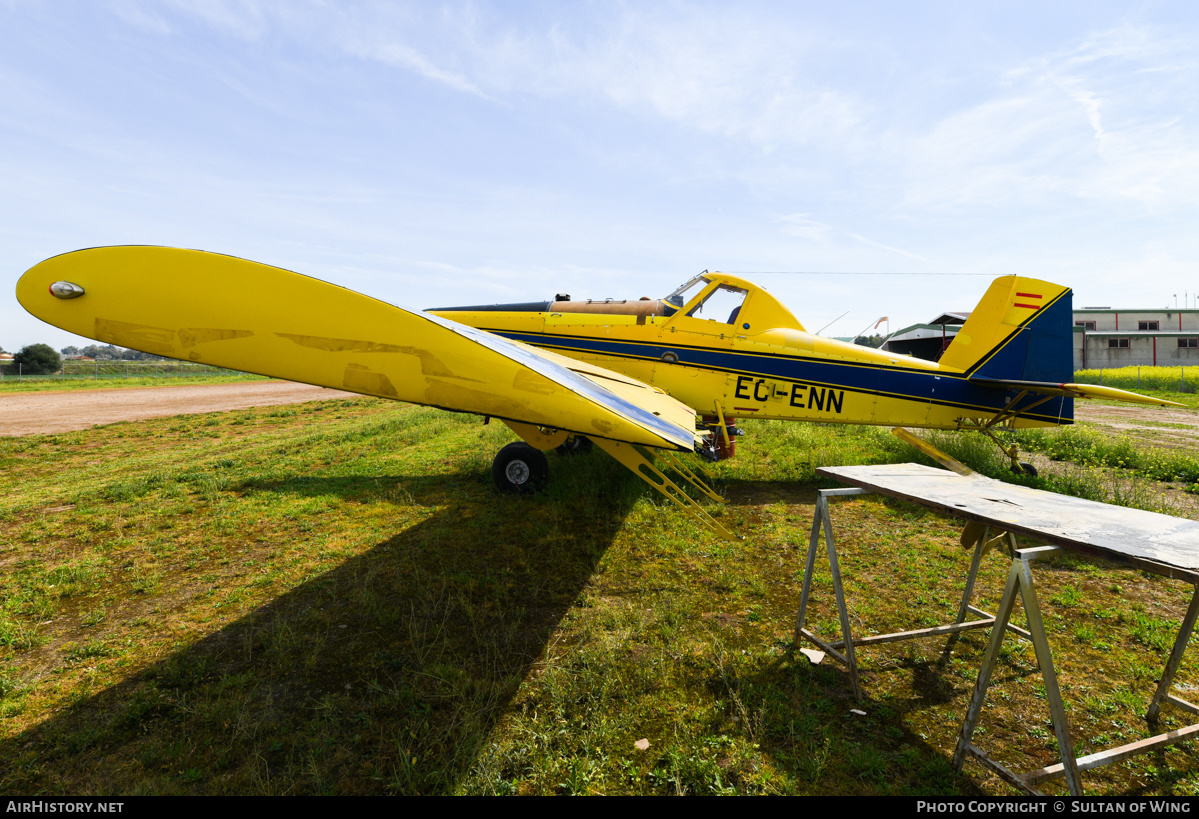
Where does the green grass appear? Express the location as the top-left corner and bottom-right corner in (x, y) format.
(0, 371), (269, 394)
(1016, 425), (1199, 492)
(2, 401), (1198, 795)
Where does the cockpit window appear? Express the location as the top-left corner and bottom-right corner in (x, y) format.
(687, 285), (747, 324)
(664, 275), (709, 308)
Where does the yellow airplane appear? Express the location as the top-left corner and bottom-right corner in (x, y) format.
(427, 270), (1180, 469)
(17, 248), (1177, 541)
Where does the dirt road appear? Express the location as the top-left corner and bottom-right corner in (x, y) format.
(0, 381), (356, 436)
(1074, 401), (1199, 451)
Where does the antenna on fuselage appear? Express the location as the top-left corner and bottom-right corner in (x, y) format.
(815, 310), (849, 336)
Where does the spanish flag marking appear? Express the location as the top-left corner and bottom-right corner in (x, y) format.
(1013, 292), (1043, 310)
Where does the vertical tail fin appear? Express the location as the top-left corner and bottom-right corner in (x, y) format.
(938, 276), (1073, 382)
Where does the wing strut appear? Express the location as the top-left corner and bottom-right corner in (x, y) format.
(590, 438), (737, 541)
(661, 451), (724, 503)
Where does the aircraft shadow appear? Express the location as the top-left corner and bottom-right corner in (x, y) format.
(2, 463), (640, 795)
(4, 462), (1054, 796)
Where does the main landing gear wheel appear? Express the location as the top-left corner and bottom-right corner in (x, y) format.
(492, 442), (549, 494)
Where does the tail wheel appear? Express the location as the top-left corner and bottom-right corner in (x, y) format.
(492, 442), (550, 494)
(1010, 461), (1038, 478)
(978, 427), (1037, 479)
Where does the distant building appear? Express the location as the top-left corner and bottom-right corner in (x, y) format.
(882, 311), (970, 361)
(1073, 308), (1199, 370)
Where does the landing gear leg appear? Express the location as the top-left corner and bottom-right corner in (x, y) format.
(700, 401), (742, 461)
(555, 435), (593, 456)
(976, 426), (1038, 478)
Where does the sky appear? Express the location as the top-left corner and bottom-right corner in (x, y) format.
(3, 0), (1199, 351)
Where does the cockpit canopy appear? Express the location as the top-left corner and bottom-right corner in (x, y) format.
(550, 272), (801, 333)
(663, 273), (802, 334)
(664, 275), (748, 324)
(428, 271), (804, 333)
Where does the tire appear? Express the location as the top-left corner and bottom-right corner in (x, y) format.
(1011, 461), (1038, 478)
(492, 442), (550, 493)
(555, 436), (593, 456)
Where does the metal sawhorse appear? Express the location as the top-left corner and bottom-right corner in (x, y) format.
(796, 468), (1199, 796)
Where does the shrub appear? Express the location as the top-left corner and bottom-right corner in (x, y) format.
(13, 344), (62, 375)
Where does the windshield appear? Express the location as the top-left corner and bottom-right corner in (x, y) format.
(688, 284), (747, 323)
(664, 275), (709, 308)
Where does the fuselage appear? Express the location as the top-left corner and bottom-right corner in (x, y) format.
(428, 273), (1072, 431)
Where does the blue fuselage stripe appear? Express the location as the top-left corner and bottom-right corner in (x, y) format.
(484, 329), (1073, 422)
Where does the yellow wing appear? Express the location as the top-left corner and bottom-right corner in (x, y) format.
(18, 247), (733, 538)
(18, 247), (696, 448)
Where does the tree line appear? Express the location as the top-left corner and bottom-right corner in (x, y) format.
(59, 344), (167, 361)
(2, 343), (170, 375)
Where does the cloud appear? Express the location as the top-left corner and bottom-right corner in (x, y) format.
(484, 7), (870, 151)
(903, 24), (1199, 212)
(162, 0), (268, 40)
(114, 3), (868, 152)
(349, 40), (491, 99)
(104, 0), (173, 35)
(98, 5), (1199, 203)
(780, 214), (927, 262)
(844, 231), (928, 263)
(779, 213), (835, 242)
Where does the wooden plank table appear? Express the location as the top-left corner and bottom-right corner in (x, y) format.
(796, 463), (1199, 796)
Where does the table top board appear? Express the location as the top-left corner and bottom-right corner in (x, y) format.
(816, 463), (1199, 582)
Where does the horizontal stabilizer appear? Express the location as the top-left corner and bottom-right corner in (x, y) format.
(969, 376), (1184, 408)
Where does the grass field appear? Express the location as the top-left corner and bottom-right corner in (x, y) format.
(2, 395), (1199, 795)
(0, 365), (267, 394)
(1075, 365), (1199, 395)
